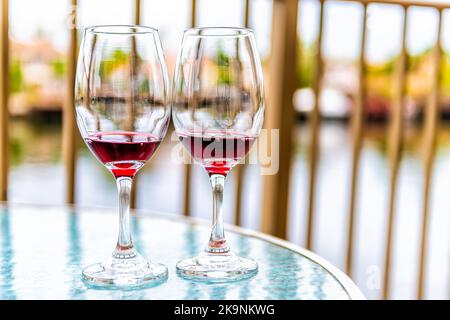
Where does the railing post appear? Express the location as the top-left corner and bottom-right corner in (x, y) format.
(0, 0), (8, 202)
(261, 0), (298, 238)
(182, 0), (197, 216)
(346, 2), (368, 277)
(244, 0), (251, 27)
(63, 0), (78, 204)
(383, 4), (408, 300)
(130, 0), (141, 209)
(191, 0), (197, 28)
(134, 0), (141, 25)
(305, 0), (325, 250)
(417, 8), (442, 300)
(233, 0), (252, 226)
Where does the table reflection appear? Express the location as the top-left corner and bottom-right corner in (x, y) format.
(0, 205), (358, 300)
(183, 226), (201, 300)
(131, 214), (143, 252)
(67, 211), (84, 299)
(236, 236), (251, 300)
(0, 209), (16, 299)
(311, 264), (326, 300)
(265, 244), (299, 299)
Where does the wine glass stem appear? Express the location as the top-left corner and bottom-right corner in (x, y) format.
(207, 173), (230, 254)
(115, 176), (135, 256)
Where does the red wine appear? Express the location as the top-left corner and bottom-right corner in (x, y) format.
(85, 132), (161, 178)
(179, 130), (256, 175)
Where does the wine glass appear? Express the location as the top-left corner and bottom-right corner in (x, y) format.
(75, 25), (170, 287)
(172, 27), (264, 281)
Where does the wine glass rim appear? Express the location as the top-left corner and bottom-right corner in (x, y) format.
(85, 25), (159, 35)
(184, 27), (253, 38)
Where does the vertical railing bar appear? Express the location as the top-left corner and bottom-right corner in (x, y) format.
(417, 7), (442, 300)
(182, 0), (197, 216)
(183, 154), (192, 216)
(233, 0), (251, 226)
(261, 0), (297, 238)
(383, 4), (408, 300)
(134, 0), (141, 25)
(0, 0), (8, 202)
(345, 2), (368, 277)
(244, 0), (251, 27)
(234, 165), (244, 225)
(130, 0), (141, 209)
(191, 0), (197, 29)
(63, 0), (78, 204)
(305, 0), (325, 250)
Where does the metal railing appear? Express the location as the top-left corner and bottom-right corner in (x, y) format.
(0, 0), (8, 202)
(0, 0), (448, 299)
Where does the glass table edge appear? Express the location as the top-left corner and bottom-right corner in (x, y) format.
(1, 202), (366, 300)
(156, 213), (366, 300)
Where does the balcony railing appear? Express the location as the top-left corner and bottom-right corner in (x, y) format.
(1, 0), (449, 299)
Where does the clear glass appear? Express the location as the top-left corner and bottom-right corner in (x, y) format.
(75, 25), (170, 288)
(172, 27), (264, 281)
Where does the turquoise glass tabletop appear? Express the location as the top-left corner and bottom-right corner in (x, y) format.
(0, 204), (364, 300)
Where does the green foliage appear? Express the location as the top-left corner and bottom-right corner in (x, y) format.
(297, 41), (315, 88)
(298, 41), (439, 99)
(9, 138), (23, 166)
(111, 48), (129, 63)
(10, 59), (23, 93)
(139, 79), (150, 92)
(51, 59), (66, 78)
(366, 57), (396, 75)
(100, 48), (129, 77)
(217, 48), (231, 85)
(440, 52), (450, 93)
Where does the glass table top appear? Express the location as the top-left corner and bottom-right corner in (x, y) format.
(0, 204), (363, 300)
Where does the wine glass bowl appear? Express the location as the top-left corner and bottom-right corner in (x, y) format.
(178, 130), (257, 176)
(75, 25), (170, 288)
(172, 27), (264, 281)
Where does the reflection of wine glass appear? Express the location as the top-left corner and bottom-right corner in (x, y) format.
(75, 25), (170, 287)
(172, 27), (264, 281)
(67, 211), (84, 299)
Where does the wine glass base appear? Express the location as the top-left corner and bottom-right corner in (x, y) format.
(176, 252), (258, 282)
(82, 252), (168, 289)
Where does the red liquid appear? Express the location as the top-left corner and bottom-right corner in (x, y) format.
(85, 132), (161, 178)
(179, 130), (256, 175)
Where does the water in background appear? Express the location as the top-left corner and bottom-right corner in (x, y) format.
(8, 116), (450, 299)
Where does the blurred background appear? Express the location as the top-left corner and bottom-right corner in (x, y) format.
(2, 0), (450, 299)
